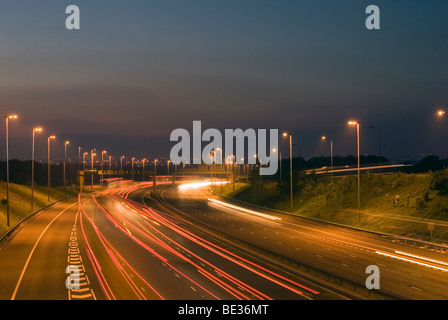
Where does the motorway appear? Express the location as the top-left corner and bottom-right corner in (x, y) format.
(0, 181), (342, 300)
(155, 181), (448, 300)
(1, 179), (448, 300)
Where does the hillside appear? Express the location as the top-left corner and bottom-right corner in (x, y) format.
(214, 170), (448, 243)
(0, 182), (77, 236)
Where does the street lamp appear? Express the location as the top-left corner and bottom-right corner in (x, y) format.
(47, 135), (56, 202)
(348, 120), (361, 222)
(78, 146), (83, 172)
(167, 160), (171, 175)
(120, 156), (125, 179)
(154, 159), (158, 176)
(83, 152), (88, 170)
(31, 127), (43, 211)
(5, 114), (18, 226)
(101, 150), (107, 185)
(283, 132), (293, 212)
(132, 157), (135, 180)
(142, 158), (146, 181)
(64, 140), (70, 197)
(438, 110), (446, 117)
(91, 149), (96, 190)
(321, 136), (333, 174)
(108, 155), (112, 180)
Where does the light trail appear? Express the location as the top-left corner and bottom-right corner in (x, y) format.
(208, 198), (282, 221)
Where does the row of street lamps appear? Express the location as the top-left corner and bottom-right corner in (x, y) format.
(282, 110), (446, 221)
(4, 110), (447, 226)
(4, 115), (71, 227)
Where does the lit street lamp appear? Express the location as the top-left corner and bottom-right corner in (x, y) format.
(47, 135), (56, 202)
(91, 149), (96, 190)
(348, 120), (361, 223)
(83, 152), (88, 170)
(132, 157), (135, 180)
(64, 140), (70, 197)
(321, 136), (333, 174)
(101, 150), (107, 185)
(31, 127), (43, 211)
(142, 158), (147, 181)
(78, 146), (83, 172)
(108, 155), (112, 180)
(437, 110), (446, 117)
(283, 132), (293, 212)
(5, 114), (18, 226)
(120, 156), (125, 179)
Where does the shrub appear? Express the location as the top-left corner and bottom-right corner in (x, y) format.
(430, 169), (448, 195)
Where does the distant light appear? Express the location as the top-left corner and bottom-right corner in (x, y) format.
(321, 136), (326, 140)
(34, 127), (43, 132)
(438, 110), (446, 117)
(7, 115), (18, 119)
(49, 135), (56, 139)
(65, 140), (70, 144)
(283, 132), (288, 137)
(348, 120), (358, 125)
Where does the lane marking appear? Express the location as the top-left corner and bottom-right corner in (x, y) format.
(11, 201), (77, 300)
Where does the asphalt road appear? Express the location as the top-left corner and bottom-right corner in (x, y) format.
(144, 181), (448, 300)
(2, 179), (448, 300)
(0, 182), (345, 300)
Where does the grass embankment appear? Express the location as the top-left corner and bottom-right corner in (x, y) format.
(214, 172), (448, 243)
(0, 182), (78, 237)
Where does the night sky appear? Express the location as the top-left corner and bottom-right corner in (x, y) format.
(1, 1), (448, 164)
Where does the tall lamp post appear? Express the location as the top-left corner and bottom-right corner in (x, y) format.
(131, 157), (135, 180)
(5, 114), (18, 226)
(101, 150), (107, 186)
(321, 136), (333, 174)
(47, 135), (56, 202)
(31, 127), (43, 211)
(142, 158), (146, 181)
(91, 149), (96, 190)
(120, 156), (125, 180)
(348, 120), (361, 223)
(283, 132), (293, 212)
(108, 155), (112, 180)
(83, 152), (88, 170)
(78, 146), (83, 172)
(64, 140), (70, 197)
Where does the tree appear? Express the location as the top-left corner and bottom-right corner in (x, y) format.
(413, 155), (443, 173)
(430, 169), (448, 195)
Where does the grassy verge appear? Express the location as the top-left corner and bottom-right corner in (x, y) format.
(0, 182), (78, 236)
(213, 172), (448, 244)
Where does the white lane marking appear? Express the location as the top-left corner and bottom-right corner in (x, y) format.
(11, 201), (78, 300)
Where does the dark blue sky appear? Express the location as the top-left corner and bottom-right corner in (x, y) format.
(1, 1), (448, 163)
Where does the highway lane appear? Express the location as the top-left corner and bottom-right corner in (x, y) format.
(0, 198), (100, 300)
(84, 183), (345, 300)
(5, 179), (446, 300)
(130, 180), (448, 300)
(0, 183), (346, 300)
